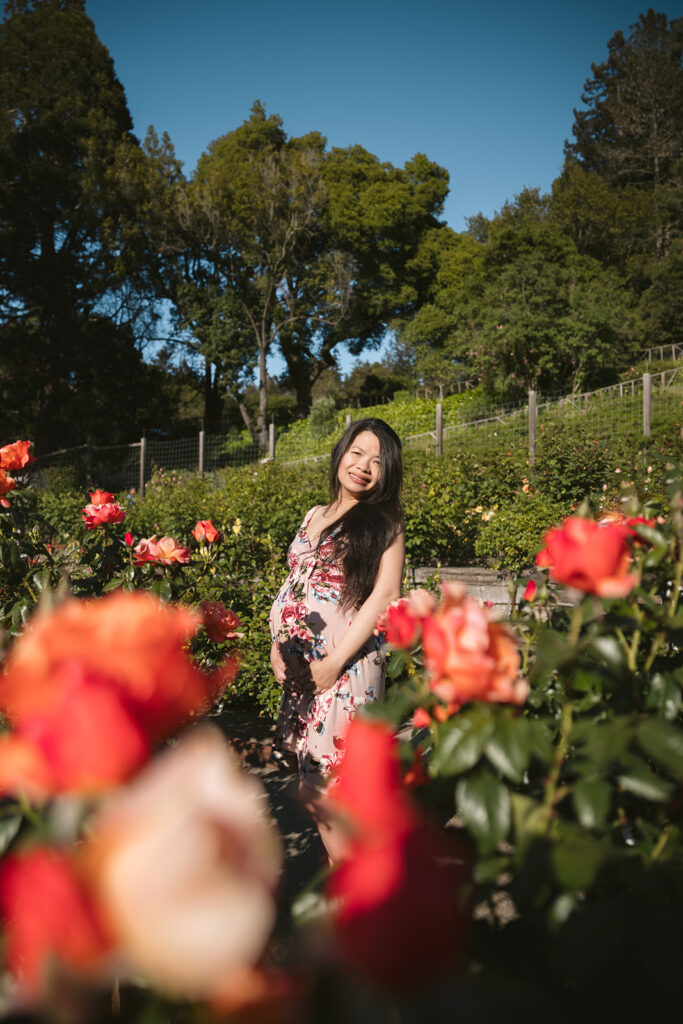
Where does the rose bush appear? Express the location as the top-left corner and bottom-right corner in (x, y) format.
(2, 438), (683, 1020)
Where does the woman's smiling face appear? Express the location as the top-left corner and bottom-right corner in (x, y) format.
(337, 430), (382, 499)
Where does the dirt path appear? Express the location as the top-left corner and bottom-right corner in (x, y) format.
(213, 705), (327, 933)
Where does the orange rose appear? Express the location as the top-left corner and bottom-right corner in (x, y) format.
(537, 516), (638, 597)
(81, 501), (126, 529)
(0, 440), (33, 470)
(192, 519), (220, 543)
(199, 601), (243, 643)
(0, 468), (17, 507)
(420, 587), (525, 714)
(0, 592), (218, 796)
(86, 728), (281, 999)
(0, 848), (113, 998)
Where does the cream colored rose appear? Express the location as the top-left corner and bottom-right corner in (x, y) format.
(87, 727), (281, 999)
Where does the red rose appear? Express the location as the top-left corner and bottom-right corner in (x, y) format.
(199, 601), (243, 643)
(537, 516), (637, 597)
(383, 600), (421, 648)
(88, 489), (115, 506)
(0, 440), (34, 470)
(0, 468), (17, 507)
(192, 519), (220, 544)
(82, 501), (126, 530)
(0, 848), (112, 998)
(327, 719), (468, 989)
(523, 579), (537, 602)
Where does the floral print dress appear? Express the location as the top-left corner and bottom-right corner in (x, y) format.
(269, 506), (386, 785)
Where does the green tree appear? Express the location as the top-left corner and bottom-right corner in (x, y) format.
(0, 0), (148, 449)
(565, 9), (683, 257)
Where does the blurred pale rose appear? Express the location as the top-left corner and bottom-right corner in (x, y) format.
(86, 727), (282, 999)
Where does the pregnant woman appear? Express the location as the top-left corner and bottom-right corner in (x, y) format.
(269, 418), (404, 861)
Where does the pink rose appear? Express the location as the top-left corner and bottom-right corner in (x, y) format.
(86, 728), (281, 999)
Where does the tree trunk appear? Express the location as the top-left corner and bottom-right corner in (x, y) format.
(257, 342), (268, 450)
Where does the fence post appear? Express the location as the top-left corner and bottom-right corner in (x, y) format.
(198, 429), (205, 476)
(345, 414), (352, 429)
(528, 390), (537, 466)
(643, 373), (651, 437)
(435, 402), (443, 457)
(268, 422), (276, 460)
(139, 436), (147, 499)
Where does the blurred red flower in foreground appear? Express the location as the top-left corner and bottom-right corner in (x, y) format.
(0, 848), (112, 998)
(537, 516), (638, 597)
(86, 727), (281, 1000)
(0, 440), (34, 470)
(327, 718), (469, 990)
(0, 469), (17, 507)
(199, 601), (244, 643)
(0, 593), (229, 797)
(192, 519), (220, 543)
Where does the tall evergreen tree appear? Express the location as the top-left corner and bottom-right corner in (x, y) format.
(565, 9), (683, 257)
(0, 0), (145, 449)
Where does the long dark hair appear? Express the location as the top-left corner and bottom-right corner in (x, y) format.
(317, 418), (403, 610)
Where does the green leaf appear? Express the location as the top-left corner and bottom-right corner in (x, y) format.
(32, 569), (52, 593)
(531, 627), (573, 677)
(484, 714), (530, 782)
(456, 770), (511, 853)
(149, 579), (173, 603)
(645, 673), (681, 721)
(587, 635), (626, 674)
(571, 778), (611, 829)
(551, 832), (605, 890)
(618, 765), (673, 802)
(637, 718), (683, 780)
(511, 792), (548, 845)
(0, 814), (22, 856)
(430, 706), (494, 776)
(102, 577), (125, 592)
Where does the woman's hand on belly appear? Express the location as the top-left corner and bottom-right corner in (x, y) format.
(310, 656), (341, 693)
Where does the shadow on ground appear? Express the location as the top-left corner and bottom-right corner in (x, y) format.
(213, 703), (327, 934)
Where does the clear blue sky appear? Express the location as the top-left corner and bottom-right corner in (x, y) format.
(84, 0), (665, 230)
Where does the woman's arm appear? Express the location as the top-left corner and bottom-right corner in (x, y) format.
(310, 529), (405, 692)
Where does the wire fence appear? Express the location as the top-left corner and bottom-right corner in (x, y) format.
(30, 371), (683, 495)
